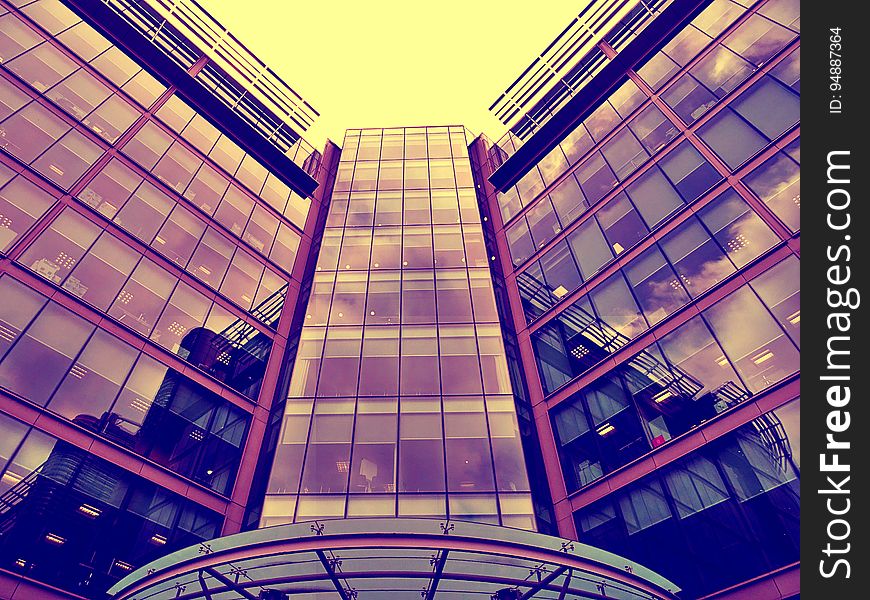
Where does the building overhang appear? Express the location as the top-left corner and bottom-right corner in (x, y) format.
(62, 0), (320, 198)
(488, 0), (713, 193)
(108, 518), (680, 599)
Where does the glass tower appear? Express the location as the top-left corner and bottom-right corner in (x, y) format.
(261, 127), (535, 529)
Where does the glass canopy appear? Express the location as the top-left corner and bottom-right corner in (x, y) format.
(108, 518), (680, 599)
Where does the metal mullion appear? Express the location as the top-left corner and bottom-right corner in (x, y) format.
(290, 139), (353, 520)
(340, 194), (378, 518)
(405, 130), (449, 513)
(447, 142), (503, 522)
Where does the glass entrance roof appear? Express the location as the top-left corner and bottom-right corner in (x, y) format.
(108, 518), (680, 599)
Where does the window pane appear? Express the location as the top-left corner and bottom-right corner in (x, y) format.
(567, 219), (612, 279)
(123, 121), (172, 170)
(743, 151), (800, 231)
(624, 246), (690, 325)
(113, 181), (173, 242)
(596, 194), (647, 255)
(0, 302), (94, 405)
(0, 175), (56, 252)
(750, 256), (800, 346)
(625, 167), (684, 228)
(32, 129), (103, 189)
(65, 232), (139, 309)
(697, 110), (767, 169)
(20, 208), (100, 284)
(698, 190), (779, 267)
(589, 273), (647, 339)
(46, 329), (137, 425)
(703, 286), (799, 392)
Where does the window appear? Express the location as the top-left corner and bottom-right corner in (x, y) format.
(697, 110), (767, 169)
(0, 14), (43, 62)
(660, 218), (734, 298)
(329, 271), (367, 325)
(589, 273), (647, 339)
(596, 194), (647, 256)
(629, 104), (677, 153)
(624, 246), (690, 325)
(722, 14), (796, 66)
(317, 329), (361, 397)
(436, 269), (473, 323)
(0, 174), (56, 252)
(574, 153), (617, 206)
(567, 219), (612, 279)
(243, 205), (278, 254)
(698, 190), (780, 267)
(703, 286), (799, 392)
(0, 101), (70, 163)
(400, 326), (439, 394)
(660, 142), (721, 202)
(731, 77), (799, 141)
(365, 271), (400, 326)
(0, 78), (30, 120)
(153, 142), (201, 193)
(399, 397), (445, 492)
(506, 220), (534, 266)
(108, 257), (175, 336)
(662, 73), (719, 124)
(690, 45), (753, 98)
(220, 250), (262, 310)
(540, 241), (581, 297)
(743, 151), (800, 232)
(122, 121), (172, 170)
(601, 128), (648, 180)
(0, 302), (94, 405)
(19, 208), (99, 284)
(121, 69), (165, 109)
(750, 256), (800, 346)
(46, 329), (138, 425)
(78, 158), (140, 218)
(32, 129), (103, 189)
(548, 174), (587, 225)
(188, 228), (233, 288)
(84, 94), (138, 143)
(625, 167), (684, 228)
(525, 199), (561, 248)
(156, 206), (206, 267)
(45, 69), (111, 119)
(0, 276), (47, 357)
(6, 42), (77, 92)
(64, 232), (139, 309)
(270, 224), (301, 272)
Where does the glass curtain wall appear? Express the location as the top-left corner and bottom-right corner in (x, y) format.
(261, 127), (535, 529)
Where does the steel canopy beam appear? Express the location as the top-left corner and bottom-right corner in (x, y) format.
(315, 550), (353, 600)
(519, 566), (568, 600)
(425, 550), (450, 600)
(201, 567), (258, 600)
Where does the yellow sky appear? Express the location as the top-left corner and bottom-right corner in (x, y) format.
(197, 0), (585, 148)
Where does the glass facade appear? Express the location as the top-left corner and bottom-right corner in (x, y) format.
(574, 398), (799, 598)
(0, 0), (800, 598)
(474, 0), (801, 598)
(261, 127), (535, 529)
(0, 0), (323, 596)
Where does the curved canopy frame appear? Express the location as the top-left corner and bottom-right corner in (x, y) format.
(109, 518), (680, 599)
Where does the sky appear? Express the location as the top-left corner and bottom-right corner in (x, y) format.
(197, 0), (585, 148)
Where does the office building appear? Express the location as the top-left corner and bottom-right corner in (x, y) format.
(0, 0), (799, 598)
